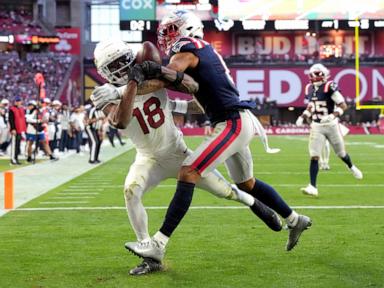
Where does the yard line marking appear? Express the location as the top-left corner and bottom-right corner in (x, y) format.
(153, 184), (384, 188)
(16, 205), (384, 211)
(57, 192), (100, 195)
(39, 201), (89, 204)
(51, 196), (95, 199)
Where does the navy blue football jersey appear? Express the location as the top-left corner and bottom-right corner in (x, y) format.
(304, 81), (340, 123)
(170, 37), (255, 122)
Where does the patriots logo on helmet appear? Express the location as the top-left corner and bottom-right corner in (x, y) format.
(174, 10), (187, 17)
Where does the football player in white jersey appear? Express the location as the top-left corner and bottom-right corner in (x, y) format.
(296, 63), (363, 197)
(92, 40), (282, 275)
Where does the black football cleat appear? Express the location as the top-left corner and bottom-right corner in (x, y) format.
(129, 258), (163, 276)
(250, 198), (283, 231)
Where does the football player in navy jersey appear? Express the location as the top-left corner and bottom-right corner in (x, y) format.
(296, 63), (363, 197)
(125, 10), (312, 264)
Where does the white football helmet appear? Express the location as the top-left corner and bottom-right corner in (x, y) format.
(309, 63), (330, 86)
(158, 9), (204, 55)
(94, 40), (136, 85)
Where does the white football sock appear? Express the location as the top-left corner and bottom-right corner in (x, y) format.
(125, 186), (150, 241)
(285, 211), (299, 227)
(231, 185), (255, 207)
(153, 231), (169, 247)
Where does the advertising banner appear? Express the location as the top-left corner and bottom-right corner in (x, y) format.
(120, 0), (156, 20)
(230, 67), (384, 106)
(50, 28), (81, 55)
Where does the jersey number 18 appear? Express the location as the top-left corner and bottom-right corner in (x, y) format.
(133, 97), (165, 134)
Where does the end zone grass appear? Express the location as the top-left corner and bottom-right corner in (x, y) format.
(0, 135), (383, 287)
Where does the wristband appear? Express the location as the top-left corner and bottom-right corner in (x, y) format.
(334, 107), (344, 116)
(173, 100), (188, 114)
(303, 110), (312, 118)
(173, 72), (184, 86)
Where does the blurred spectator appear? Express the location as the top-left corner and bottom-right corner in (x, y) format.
(106, 124), (125, 147)
(58, 103), (71, 153)
(0, 99), (10, 155)
(25, 100), (58, 162)
(69, 106), (85, 153)
(8, 96), (26, 165)
(0, 10), (42, 35)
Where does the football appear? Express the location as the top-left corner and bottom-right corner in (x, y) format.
(135, 41), (162, 64)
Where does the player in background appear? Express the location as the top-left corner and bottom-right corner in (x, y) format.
(124, 10), (311, 265)
(296, 63), (362, 197)
(92, 39), (282, 275)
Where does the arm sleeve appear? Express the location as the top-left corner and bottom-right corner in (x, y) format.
(331, 90), (345, 105)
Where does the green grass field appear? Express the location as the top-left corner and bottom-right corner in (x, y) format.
(0, 135), (383, 288)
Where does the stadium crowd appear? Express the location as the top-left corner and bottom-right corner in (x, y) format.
(0, 53), (72, 102)
(0, 9), (42, 35)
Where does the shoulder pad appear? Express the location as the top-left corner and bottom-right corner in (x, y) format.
(324, 81), (338, 93)
(171, 37), (206, 55)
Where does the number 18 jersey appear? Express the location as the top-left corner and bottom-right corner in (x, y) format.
(126, 89), (185, 157)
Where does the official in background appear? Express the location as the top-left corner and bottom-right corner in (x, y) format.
(9, 96), (26, 165)
(85, 105), (104, 164)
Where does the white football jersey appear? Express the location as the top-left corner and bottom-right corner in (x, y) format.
(125, 89), (185, 157)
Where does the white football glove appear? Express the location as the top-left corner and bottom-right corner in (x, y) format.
(90, 83), (121, 110)
(295, 116), (304, 126)
(320, 113), (336, 124)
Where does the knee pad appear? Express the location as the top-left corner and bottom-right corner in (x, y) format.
(124, 183), (143, 202)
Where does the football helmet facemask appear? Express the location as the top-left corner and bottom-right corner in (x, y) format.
(309, 63), (330, 86)
(94, 40), (136, 85)
(157, 9), (204, 55)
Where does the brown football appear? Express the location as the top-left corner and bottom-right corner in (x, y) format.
(135, 41), (162, 64)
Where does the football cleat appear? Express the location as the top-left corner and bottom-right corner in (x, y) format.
(125, 238), (165, 262)
(250, 198), (282, 231)
(349, 165), (363, 180)
(286, 215), (312, 251)
(129, 258), (163, 276)
(301, 184), (318, 197)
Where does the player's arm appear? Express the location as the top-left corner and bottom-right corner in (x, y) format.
(296, 103), (313, 126)
(102, 80), (137, 129)
(169, 99), (204, 114)
(139, 52), (199, 94)
(332, 91), (347, 117)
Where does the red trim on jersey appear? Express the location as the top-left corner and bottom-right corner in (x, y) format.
(305, 84), (311, 95)
(324, 81), (332, 93)
(190, 118), (241, 174)
(187, 37), (205, 49)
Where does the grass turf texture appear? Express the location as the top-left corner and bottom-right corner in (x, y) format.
(0, 135), (383, 287)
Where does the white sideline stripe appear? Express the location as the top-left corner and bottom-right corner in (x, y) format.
(39, 201), (89, 204)
(15, 205), (384, 211)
